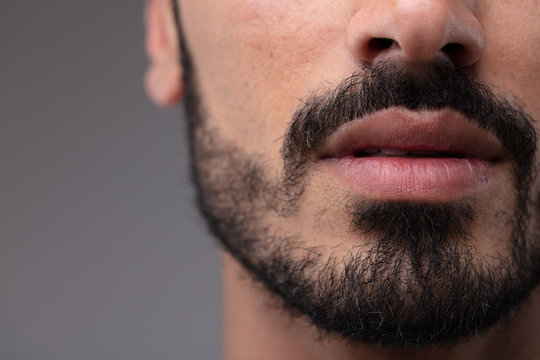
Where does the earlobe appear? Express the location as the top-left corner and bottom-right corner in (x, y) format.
(145, 56), (183, 107)
(144, 0), (184, 107)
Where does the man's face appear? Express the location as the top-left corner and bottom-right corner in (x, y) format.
(153, 0), (540, 347)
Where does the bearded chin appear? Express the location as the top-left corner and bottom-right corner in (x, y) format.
(189, 123), (540, 347)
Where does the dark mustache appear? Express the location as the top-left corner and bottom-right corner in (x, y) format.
(282, 60), (536, 174)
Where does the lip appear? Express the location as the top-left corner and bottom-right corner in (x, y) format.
(319, 108), (506, 201)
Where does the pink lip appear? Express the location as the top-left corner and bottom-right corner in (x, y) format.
(319, 108), (506, 201)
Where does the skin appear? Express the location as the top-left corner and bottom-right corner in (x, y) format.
(144, 0), (540, 359)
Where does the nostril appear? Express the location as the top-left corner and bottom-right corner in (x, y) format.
(441, 42), (465, 61)
(368, 38), (394, 52)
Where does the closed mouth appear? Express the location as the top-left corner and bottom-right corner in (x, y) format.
(318, 107), (506, 201)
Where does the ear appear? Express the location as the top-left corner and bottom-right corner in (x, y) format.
(144, 0), (184, 107)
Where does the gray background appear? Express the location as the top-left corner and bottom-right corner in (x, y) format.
(1, 1), (221, 359)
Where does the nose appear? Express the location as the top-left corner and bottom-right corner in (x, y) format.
(346, 0), (485, 67)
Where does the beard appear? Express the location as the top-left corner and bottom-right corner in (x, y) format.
(175, 19), (540, 347)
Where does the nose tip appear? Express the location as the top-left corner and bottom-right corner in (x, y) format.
(346, 0), (485, 67)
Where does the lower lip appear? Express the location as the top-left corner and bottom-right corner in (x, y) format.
(322, 156), (497, 201)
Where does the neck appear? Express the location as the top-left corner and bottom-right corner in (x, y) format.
(222, 252), (540, 360)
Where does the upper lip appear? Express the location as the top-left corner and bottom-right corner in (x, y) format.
(318, 107), (506, 161)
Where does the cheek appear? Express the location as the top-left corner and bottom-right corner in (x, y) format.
(477, 2), (540, 114)
(475, 1), (540, 210)
(189, 0), (350, 157)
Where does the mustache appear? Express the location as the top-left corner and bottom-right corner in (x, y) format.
(282, 60), (536, 175)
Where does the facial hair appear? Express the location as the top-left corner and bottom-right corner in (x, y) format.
(174, 12), (540, 347)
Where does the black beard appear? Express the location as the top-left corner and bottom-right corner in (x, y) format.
(174, 10), (540, 348)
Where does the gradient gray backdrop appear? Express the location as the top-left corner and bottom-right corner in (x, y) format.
(1, 1), (221, 359)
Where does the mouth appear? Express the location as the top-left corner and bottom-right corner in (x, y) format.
(319, 108), (507, 201)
